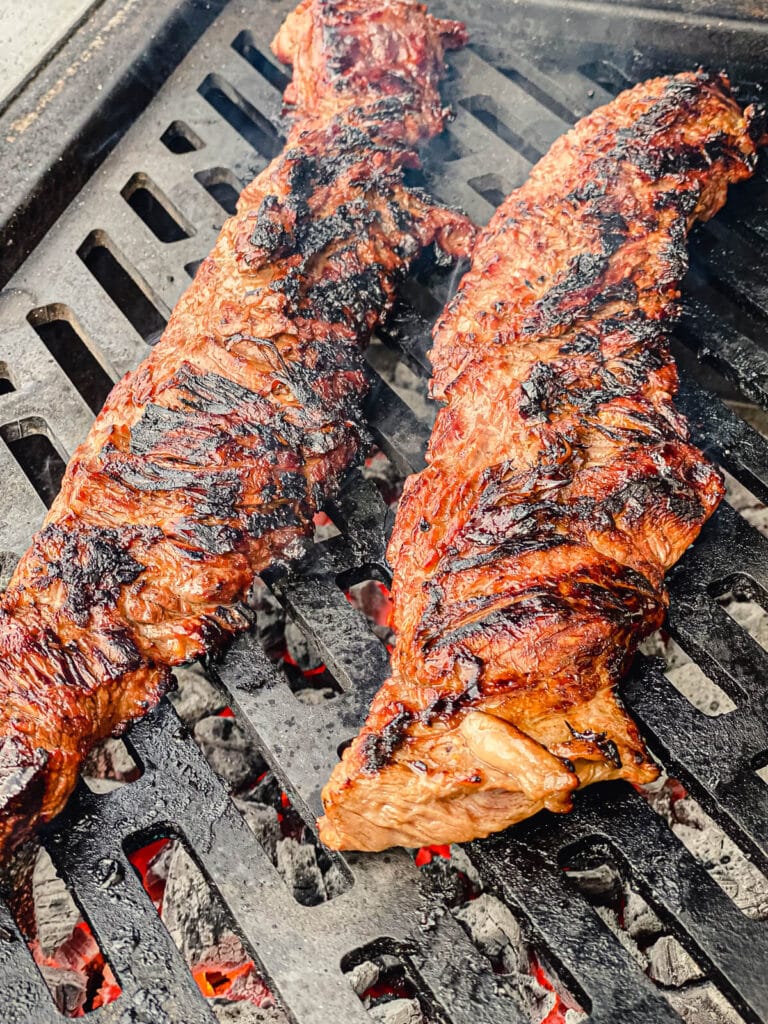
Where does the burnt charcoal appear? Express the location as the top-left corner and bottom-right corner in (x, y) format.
(565, 861), (621, 902)
(161, 842), (229, 963)
(368, 998), (423, 1024)
(32, 849), (79, 957)
(39, 965), (87, 1016)
(243, 771), (284, 810)
(276, 837), (327, 906)
(623, 888), (664, 945)
(646, 935), (703, 987)
(234, 798), (281, 861)
(454, 893), (527, 974)
(82, 736), (139, 792)
(322, 860), (349, 899)
(665, 982), (748, 1024)
(209, 1000), (290, 1023)
(169, 663), (227, 726)
(564, 1011), (588, 1024)
(593, 904), (647, 968)
(193, 715), (266, 790)
(347, 959), (380, 996)
(284, 616), (322, 671)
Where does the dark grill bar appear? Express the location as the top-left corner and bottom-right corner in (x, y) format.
(1, 2), (768, 1022)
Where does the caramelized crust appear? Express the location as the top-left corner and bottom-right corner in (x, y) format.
(318, 72), (766, 851)
(0, 0), (475, 859)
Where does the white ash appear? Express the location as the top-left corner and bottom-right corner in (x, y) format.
(720, 595), (768, 653)
(665, 982), (748, 1024)
(82, 736), (140, 793)
(564, 1011), (588, 1024)
(209, 1001), (289, 1024)
(348, 960), (380, 996)
(293, 685), (338, 705)
(646, 936), (703, 987)
(276, 838), (327, 907)
(368, 998), (424, 1024)
(32, 848), (80, 957)
(564, 861), (620, 902)
(454, 893), (527, 974)
(193, 715), (266, 791)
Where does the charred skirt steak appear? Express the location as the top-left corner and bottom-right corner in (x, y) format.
(318, 71), (766, 851)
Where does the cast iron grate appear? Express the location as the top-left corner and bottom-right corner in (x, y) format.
(1, 2), (768, 1022)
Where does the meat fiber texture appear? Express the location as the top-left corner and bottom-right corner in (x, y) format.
(0, 0), (475, 860)
(319, 71), (767, 851)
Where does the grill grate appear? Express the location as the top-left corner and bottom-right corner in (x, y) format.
(2, 2), (768, 1022)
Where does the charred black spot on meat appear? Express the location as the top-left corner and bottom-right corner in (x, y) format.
(33, 525), (151, 626)
(360, 705), (414, 773)
(565, 722), (623, 769)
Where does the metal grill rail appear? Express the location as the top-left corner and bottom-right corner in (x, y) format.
(1, 2), (768, 1022)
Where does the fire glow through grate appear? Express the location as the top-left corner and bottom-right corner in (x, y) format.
(1, 2), (768, 1022)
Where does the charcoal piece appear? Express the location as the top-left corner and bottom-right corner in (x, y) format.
(244, 770), (283, 809)
(276, 837), (327, 906)
(665, 982), (748, 1024)
(454, 893), (527, 974)
(347, 959), (380, 996)
(565, 861), (621, 902)
(161, 842), (228, 963)
(234, 798), (281, 861)
(646, 935), (703, 987)
(284, 616), (322, 671)
(39, 965), (87, 1016)
(32, 849), (80, 957)
(322, 860), (348, 899)
(82, 736), (139, 791)
(564, 1011), (589, 1024)
(169, 663), (227, 726)
(194, 715), (266, 790)
(593, 905), (647, 968)
(623, 888), (664, 944)
(368, 997), (423, 1024)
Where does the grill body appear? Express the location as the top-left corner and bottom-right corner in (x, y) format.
(1, 3), (768, 1022)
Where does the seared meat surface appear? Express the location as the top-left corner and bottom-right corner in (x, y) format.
(0, 0), (474, 860)
(318, 72), (766, 851)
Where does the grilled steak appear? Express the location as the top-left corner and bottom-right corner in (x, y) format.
(318, 71), (766, 851)
(0, 0), (474, 860)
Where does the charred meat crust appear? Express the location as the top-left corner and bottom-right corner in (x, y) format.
(318, 71), (766, 853)
(0, 0), (475, 860)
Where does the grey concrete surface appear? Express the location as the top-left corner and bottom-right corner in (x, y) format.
(0, 0), (100, 107)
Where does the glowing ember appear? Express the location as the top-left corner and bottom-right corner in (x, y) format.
(129, 838), (276, 1011)
(30, 921), (121, 1017)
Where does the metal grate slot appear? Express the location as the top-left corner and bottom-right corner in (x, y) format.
(197, 73), (281, 160)
(121, 173), (196, 244)
(161, 120), (205, 154)
(26, 306), (114, 416)
(77, 230), (168, 344)
(232, 30), (291, 93)
(194, 168), (242, 215)
(0, 372), (14, 396)
(0, 420), (66, 508)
